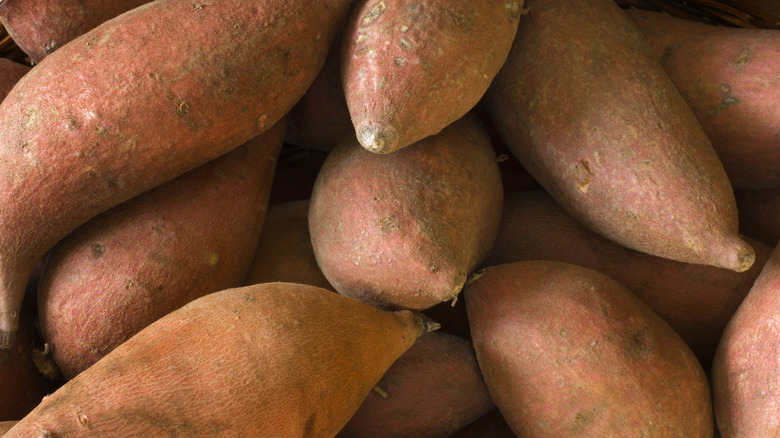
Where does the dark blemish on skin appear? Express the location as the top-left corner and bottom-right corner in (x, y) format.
(626, 327), (653, 359)
(399, 37), (413, 51)
(571, 410), (595, 433)
(67, 115), (78, 130)
(709, 95), (739, 115)
(732, 46), (753, 74)
(303, 413), (317, 435)
(91, 243), (106, 258)
(95, 126), (108, 137)
(176, 100), (191, 118)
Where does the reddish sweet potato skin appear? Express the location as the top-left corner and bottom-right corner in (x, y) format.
(0, 0), (353, 347)
(712, 243), (780, 437)
(483, 190), (770, 366)
(485, 0), (753, 273)
(337, 331), (494, 438)
(464, 261), (713, 437)
(37, 121), (285, 379)
(243, 199), (333, 291)
(341, 0), (523, 153)
(309, 112), (504, 310)
(6, 283), (431, 437)
(627, 10), (780, 189)
(0, 0), (151, 63)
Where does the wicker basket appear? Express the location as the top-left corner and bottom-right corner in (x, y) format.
(616, 0), (780, 28)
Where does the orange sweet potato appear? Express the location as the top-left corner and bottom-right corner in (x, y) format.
(483, 190), (770, 366)
(5, 282), (435, 437)
(712, 243), (780, 437)
(337, 331), (493, 438)
(464, 261), (713, 437)
(627, 9), (780, 189)
(309, 112), (503, 310)
(0, 0), (353, 348)
(37, 121), (285, 379)
(0, 0), (150, 63)
(243, 198), (333, 291)
(485, 0), (753, 273)
(341, 0), (523, 153)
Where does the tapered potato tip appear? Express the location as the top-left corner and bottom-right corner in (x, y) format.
(357, 123), (399, 154)
(730, 240), (756, 273)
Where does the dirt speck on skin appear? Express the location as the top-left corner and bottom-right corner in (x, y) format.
(91, 243), (106, 258)
(571, 409), (596, 433)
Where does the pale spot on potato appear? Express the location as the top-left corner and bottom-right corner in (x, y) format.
(257, 114), (268, 131)
(208, 252), (220, 266)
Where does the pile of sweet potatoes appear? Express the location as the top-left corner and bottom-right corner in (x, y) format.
(2, 0), (780, 436)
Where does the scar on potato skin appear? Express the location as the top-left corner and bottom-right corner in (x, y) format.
(731, 45), (753, 74)
(709, 95), (739, 115)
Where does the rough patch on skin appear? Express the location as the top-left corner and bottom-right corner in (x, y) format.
(736, 245), (756, 273)
(731, 45), (753, 74)
(358, 124), (396, 153)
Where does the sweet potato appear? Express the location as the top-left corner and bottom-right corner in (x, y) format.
(483, 190), (770, 366)
(243, 198), (333, 291)
(0, 0), (353, 348)
(735, 186), (780, 247)
(712, 242), (780, 437)
(5, 282), (436, 437)
(484, 0), (753, 273)
(627, 10), (780, 189)
(464, 261), (713, 437)
(0, 0), (150, 63)
(337, 331), (493, 438)
(309, 112), (503, 310)
(341, 0), (523, 153)
(37, 121), (285, 379)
